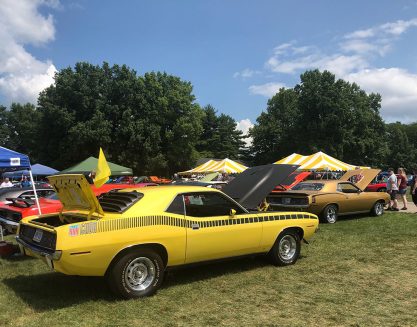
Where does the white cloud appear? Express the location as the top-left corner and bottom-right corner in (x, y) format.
(346, 68), (417, 123)
(233, 68), (260, 79)
(236, 118), (254, 146)
(249, 82), (286, 97)
(0, 0), (57, 104)
(255, 18), (417, 122)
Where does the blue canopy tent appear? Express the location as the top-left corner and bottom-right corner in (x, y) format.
(0, 146), (41, 215)
(3, 163), (58, 179)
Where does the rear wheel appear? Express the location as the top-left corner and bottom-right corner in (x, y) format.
(269, 230), (301, 266)
(107, 249), (164, 299)
(321, 204), (338, 223)
(371, 201), (384, 216)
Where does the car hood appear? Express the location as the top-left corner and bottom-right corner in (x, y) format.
(222, 164), (299, 209)
(339, 169), (380, 191)
(48, 174), (104, 218)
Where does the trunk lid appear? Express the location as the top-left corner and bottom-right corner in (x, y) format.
(48, 174), (104, 218)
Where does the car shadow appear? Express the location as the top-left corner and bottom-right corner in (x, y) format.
(4, 254), (307, 310)
(3, 273), (115, 311)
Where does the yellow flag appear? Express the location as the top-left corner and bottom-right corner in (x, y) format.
(94, 148), (111, 188)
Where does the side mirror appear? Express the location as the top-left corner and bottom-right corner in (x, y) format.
(229, 209), (236, 217)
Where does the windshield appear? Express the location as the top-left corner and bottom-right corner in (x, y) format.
(291, 182), (324, 191)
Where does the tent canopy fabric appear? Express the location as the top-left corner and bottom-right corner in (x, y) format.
(0, 146), (31, 169)
(3, 164), (58, 178)
(179, 158), (248, 174)
(275, 151), (369, 171)
(59, 157), (132, 176)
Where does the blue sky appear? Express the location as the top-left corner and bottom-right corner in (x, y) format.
(1, 0), (417, 135)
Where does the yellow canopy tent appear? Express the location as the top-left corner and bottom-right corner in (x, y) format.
(275, 151), (369, 171)
(206, 158), (248, 173)
(179, 158), (248, 174)
(178, 159), (218, 175)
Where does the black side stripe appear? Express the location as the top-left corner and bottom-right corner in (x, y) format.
(95, 213), (316, 233)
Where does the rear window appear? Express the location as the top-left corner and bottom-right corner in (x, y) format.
(292, 183), (324, 191)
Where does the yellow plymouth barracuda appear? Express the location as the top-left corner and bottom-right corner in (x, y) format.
(16, 165), (319, 299)
(267, 169), (390, 224)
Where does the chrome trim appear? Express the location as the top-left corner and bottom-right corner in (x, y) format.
(15, 236), (55, 257)
(269, 204), (309, 208)
(0, 217), (19, 227)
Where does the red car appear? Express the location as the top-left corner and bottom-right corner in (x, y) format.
(0, 183), (156, 234)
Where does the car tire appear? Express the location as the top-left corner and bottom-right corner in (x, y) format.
(107, 249), (164, 299)
(377, 188), (387, 192)
(269, 230), (301, 266)
(321, 204), (338, 223)
(371, 201), (385, 216)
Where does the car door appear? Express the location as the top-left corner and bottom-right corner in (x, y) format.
(182, 191), (263, 264)
(337, 182), (369, 212)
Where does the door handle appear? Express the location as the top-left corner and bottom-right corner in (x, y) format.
(191, 223), (200, 230)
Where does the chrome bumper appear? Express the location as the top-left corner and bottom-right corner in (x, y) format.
(15, 236), (61, 268)
(0, 217), (18, 233)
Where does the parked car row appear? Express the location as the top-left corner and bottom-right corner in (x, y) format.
(8, 165), (391, 299)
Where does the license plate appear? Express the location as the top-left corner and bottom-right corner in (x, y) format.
(33, 229), (43, 243)
(283, 198), (291, 204)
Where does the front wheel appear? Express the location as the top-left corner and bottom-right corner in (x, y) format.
(321, 204), (338, 223)
(371, 201), (384, 216)
(269, 231), (301, 266)
(107, 249), (164, 299)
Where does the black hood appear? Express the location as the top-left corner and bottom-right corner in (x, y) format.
(222, 164), (299, 209)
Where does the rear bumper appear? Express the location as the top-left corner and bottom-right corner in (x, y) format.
(0, 217), (19, 233)
(15, 236), (61, 269)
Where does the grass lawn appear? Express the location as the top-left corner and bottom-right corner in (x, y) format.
(1, 213), (416, 327)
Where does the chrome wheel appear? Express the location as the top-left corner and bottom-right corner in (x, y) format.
(326, 206), (337, 223)
(278, 235), (297, 260)
(374, 202), (384, 216)
(125, 257), (156, 291)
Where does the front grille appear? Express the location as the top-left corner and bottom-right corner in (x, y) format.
(267, 196), (309, 206)
(19, 224), (56, 251)
(0, 209), (22, 222)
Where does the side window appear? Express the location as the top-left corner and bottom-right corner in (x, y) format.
(338, 183), (360, 194)
(183, 192), (245, 217)
(166, 195), (185, 215)
(19, 191), (34, 199)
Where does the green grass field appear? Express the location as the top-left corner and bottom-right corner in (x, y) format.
(1, 213), (416, 327)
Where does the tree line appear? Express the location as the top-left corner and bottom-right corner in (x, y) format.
(0, 63), (416, 175)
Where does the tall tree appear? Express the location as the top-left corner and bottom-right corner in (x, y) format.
(250, 70), (387, 167)
(36, 62), (203, 175)
(197, 105), (245, 159)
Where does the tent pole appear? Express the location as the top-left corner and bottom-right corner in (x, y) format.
(29, 170), (42, 215)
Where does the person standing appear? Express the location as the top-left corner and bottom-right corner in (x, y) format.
(410, 168), (417, 212)
(386, 168), (399, 211)
(397, 168), (408, 210)
(0, 178), (13, 188)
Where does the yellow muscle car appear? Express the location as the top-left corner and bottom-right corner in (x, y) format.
(267, 169), (390, 224)
(16, 165), (318, 299)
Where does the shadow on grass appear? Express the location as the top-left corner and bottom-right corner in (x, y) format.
(163, 254), (306, 288)
(3, 273), (115, 311)
(4, 253), (305, 310)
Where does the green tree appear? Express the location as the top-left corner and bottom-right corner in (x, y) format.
(385, 122), (416, 170)
(250, 88), (299, 164)
(250, 70), (387, 167)
(36, 62), (203, 175)
(197, 105), (245, 159)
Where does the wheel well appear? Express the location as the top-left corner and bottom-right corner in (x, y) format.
(105, 243), (168, 277)
(321, 203), (339, 214)
(280, 227), (304, 241)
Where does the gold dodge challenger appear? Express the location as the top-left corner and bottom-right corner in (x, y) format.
(16, 165), (319, 299)
(267, 169), (390, 224)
